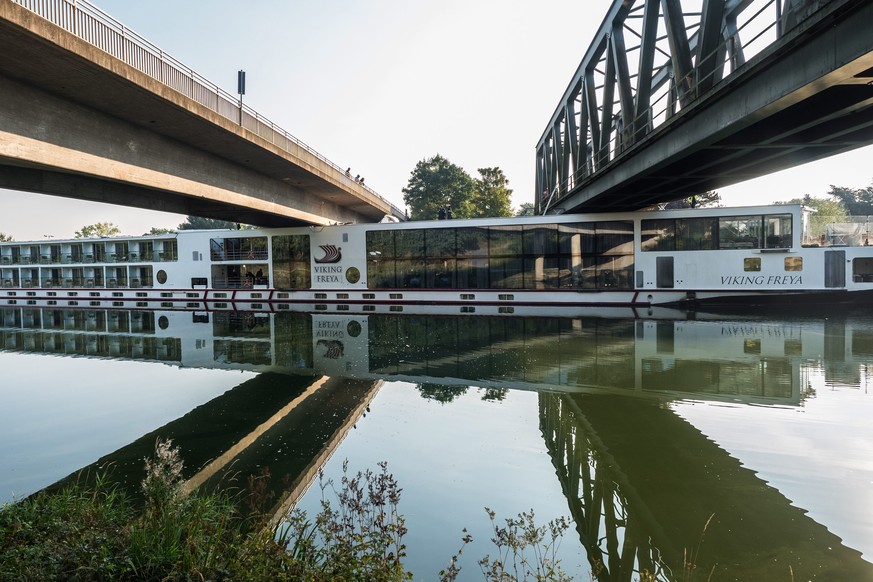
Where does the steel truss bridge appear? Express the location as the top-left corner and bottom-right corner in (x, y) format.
(536, 0), (873, 213)
(539, 392), (872, 580)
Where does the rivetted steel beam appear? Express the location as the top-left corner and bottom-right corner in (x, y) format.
(633, 0), (661, 141)
(660, 0), (695, 106)
(611, 23), (636, 152)
(697, 0), (728, 95)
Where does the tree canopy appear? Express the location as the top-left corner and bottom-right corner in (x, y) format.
(0, 232), (13, 242)
(658, 191), (721, 210)
(515, 202), (535, 217)
(74, 222), (120, 238)
(401, 155), (514, 220)
(402, 155), (475, 221)
(144, 227), (176, 236)
(464, 167), (513, 219)
(781, 194), (848, 240)
(826, 182), (873, 216)
(177, 216), (248, 230)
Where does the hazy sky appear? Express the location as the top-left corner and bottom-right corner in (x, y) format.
(3, 0), (871, 240)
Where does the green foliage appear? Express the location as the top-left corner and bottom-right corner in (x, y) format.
(0, 441), (575, 581)
(144, 227), (175, 236)
(402, 154), (475, 221)
(417, 383), (469, 404)
(281, 459), (412, 581)
(0, 472), (133, 579)
(515, 202), (536, 217)
(660, 191), (721, 209)
(826, 181), (873, 216)
(441, 508), (572, 582)
(0, 232), (13, 242)
(74, 222), (121, 238)
(464, 167), (513, 218)
(783, 194), (848, 239)
(178, 216), (250, 230)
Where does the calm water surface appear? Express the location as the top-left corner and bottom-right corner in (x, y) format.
(1, 306), (872, 580)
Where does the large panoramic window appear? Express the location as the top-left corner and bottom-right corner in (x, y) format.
(365, 221), (634, 290)
(271, 235), (310, 289)
(642, 213), (792, 251)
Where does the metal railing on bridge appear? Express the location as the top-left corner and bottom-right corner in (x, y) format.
(13, 0), (397, 213)
(536, 0), (834, 213)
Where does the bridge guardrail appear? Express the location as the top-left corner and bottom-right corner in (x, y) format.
(12, 0), (404, 219)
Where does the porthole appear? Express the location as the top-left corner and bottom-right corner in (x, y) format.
(346, 267), (361, 284)
(156, 269), (168, 284)
(347, 320), (362, 337)
(158, 316), (169, 330)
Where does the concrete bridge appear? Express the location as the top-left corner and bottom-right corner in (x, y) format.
(0, 0), (405, 226)
(536, 0), (873, 213)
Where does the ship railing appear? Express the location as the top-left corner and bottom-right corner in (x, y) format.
(214, 251), (270, 262)
(211, 276), (263, 289)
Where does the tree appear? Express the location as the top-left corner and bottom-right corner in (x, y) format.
(0, 232), (13, 242)
(178, 216), (247, 230)
(74, 222), (121, 238)
(658, 191), (721, 209)
(826, 182), (873, 216)
(402, 155), (474, 220)
(144, 227), (176, 236)
(782, 194), (848, 240)
(515, 202), (536, 217)
(462, 167), (513, 218)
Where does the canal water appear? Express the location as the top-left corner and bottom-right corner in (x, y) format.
(1, 306), (872, 580)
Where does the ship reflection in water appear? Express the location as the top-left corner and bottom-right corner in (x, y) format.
(1, 306), (872, 580)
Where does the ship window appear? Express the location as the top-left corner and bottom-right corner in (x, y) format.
(272, 235), (310, 289)
(676, 217), (717, 250)
(744, 258), (761, 272)
(156, 270), (167, 284)
(641, 219), (676, 251)
(720, 216), (762, 249)
(785, 257), (802, 271)
(765, 214), (793, 248)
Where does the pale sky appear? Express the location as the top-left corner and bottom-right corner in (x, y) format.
(2, 0), (871, 241)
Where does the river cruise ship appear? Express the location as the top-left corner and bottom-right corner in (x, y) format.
(2, 204), (873, 312)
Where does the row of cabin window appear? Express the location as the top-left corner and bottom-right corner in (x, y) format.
(366, 255), (634, 290)
(365, 222), (634, 260)
(642, 214), (793, 252)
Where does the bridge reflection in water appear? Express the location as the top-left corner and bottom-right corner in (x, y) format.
(2, 306), (872, 578)
(541, 393), (871, 580)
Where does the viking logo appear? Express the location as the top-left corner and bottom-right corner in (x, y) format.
(316, 339), (344, 359)
(314, 244), (341, 264)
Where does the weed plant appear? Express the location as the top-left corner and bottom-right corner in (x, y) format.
(0, 438), (574, 581)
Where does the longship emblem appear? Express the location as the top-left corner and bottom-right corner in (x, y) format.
(315, 244), (341, 264)
(317, 339), (345, 359)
